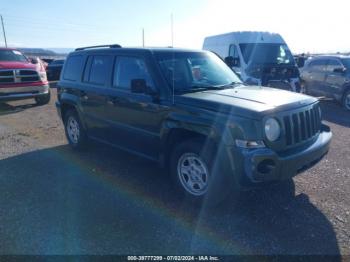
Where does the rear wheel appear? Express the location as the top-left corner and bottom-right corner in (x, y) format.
(342, 89), (350, 111)
(35, 91), (51, 105)
(64, 110), (88, 149)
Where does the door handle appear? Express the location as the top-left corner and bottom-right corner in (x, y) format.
(80, 91), (88, 100)
(107, 97), (119, 105)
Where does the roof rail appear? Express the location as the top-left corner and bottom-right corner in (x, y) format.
(75, 44), (122, 51)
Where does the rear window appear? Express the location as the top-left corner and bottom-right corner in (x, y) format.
(63, 55), (84, 81)
(51, 60), (65, 65)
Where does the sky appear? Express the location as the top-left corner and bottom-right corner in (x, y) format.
(0, 0), (349, 54)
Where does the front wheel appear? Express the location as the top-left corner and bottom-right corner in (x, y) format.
(342, 89), (350, 111)
(300, 81), (308, 94)
(169, 139), (235, 206)
(35, 91), (51, 105)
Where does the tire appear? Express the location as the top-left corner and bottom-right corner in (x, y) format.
(35, 91), (51, 105)
(169, 139), (237, 206)
(342, 89), (350, 111)
(300, 81), (308, 95)
(64, 110), (88, 149)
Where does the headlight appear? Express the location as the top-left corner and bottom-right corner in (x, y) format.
(264, 118), (281, 142)
(39, 71), (47, 82)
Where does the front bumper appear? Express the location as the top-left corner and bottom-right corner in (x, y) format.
(234, 124), (332, 185)
(0, 84), (50, 102)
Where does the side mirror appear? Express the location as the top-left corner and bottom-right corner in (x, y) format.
(333, 67), (346, 73)
(224, 56), (234, 67)
(131, 79), (147, 93)
(30, 57), (39, 64)
(224, 56), (240, 67)
(232, 57), (240, 67)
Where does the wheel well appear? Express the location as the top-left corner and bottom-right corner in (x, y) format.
(342, 85), (350, 99)
(164, 129), (210, 165)
(61, 103), (77, 121)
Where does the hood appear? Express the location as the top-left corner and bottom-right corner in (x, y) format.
(0, 61), (37, 70)
(176, 85), (317, 119)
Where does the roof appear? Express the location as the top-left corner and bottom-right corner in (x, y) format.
(71, 46), (206, 55)
(203, 31), (285, 45)
(310, 55), (350, 59)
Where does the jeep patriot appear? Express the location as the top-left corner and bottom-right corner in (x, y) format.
(56, 45), (332, 204)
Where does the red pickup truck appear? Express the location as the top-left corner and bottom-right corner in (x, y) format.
(0, 48), (50, 105)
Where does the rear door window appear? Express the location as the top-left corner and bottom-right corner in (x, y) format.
(308, 59), (327, 72)
(84, 55), (113, 86)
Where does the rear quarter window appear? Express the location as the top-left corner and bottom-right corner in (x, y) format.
(63, 55), (85, 81)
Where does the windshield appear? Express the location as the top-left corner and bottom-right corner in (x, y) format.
(239, 43), (295, 65)
(0, 49), (28, 62)
(155, 51), (241, 93)
(341, 58), (350, 69)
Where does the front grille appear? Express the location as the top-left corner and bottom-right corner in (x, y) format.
(282, 104), (321, 146)
(0, 69), (40, 84)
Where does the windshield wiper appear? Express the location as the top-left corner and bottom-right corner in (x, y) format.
(215, 81), (242, 89)
(175, 82), (242, 94)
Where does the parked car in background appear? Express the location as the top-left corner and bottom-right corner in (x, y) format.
(203, 31), (301, 92)
(294, 54), (310, 68)
(42, 58), (54, 64)
(300, 55), (350, 110)
(56, 44), (331, 205)
(46, 59), (65, 81)
(0, 48), (50, 105)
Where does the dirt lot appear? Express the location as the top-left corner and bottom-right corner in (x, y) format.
(0, 88), (349, 256)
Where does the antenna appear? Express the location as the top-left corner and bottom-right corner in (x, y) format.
(0, 15), (8, 47)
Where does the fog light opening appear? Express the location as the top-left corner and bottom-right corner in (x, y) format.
(257, 159), (276, 174)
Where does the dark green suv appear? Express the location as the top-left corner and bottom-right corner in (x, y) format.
(56, 45), (332, 204)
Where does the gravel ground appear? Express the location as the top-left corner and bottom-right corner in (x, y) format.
(0, 88), (349, 256)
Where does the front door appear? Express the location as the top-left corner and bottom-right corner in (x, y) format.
(324, 59), (347, 98)
(306, 59), (328, 96)
(104, 56), (169, 160)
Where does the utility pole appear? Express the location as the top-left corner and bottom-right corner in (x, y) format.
(171, 13), (174, 47)
(0, 15), (8, 47)
(142, 28), (145, 47)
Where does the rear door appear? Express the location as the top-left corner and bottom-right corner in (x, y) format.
(104, 55), (169, 160)
(324, 58), (347, 98)
(305, 59), (328, 96)
(79, 54), (114, 139)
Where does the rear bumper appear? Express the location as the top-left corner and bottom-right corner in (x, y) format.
(229, 124), (332, 187)
(0, 84), (49, 102)
(55, 101), (62, 119)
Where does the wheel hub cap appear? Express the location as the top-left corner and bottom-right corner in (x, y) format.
(346, 94), (350, 110)
(67, 117), (80, 144)
(177, 153), (209, 196)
